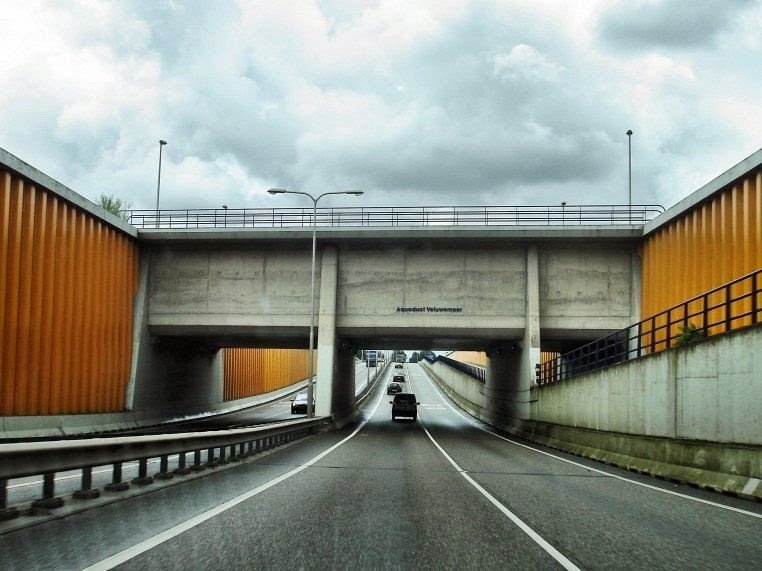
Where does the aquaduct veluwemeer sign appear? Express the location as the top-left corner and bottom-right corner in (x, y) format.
(396, 306), (463, 313)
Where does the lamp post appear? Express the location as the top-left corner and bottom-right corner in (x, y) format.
(626, 130), (633, 222)
(267, 188), (364, 417)
(156, 140), (167, 227)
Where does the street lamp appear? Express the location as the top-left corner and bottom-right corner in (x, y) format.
(156, 139), (168, 227)
(626, 130), (633, 222)
(267, 188), (364, 417)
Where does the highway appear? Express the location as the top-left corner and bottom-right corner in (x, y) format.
(1, 363), (760, 570)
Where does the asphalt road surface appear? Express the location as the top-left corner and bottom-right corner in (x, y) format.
(1, 363), (760, 570)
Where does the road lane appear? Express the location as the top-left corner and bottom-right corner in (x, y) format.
(1, 361), (759, 570)
(99, 364), (561, 569)
(409, 363), (762, 570)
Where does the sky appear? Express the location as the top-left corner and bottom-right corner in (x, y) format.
(0, 0), (760, 212)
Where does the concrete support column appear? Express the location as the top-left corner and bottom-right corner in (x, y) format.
(128, 250), (224, 415)
(125, 250), (150, 410)
(483, 246), (540, 429)
(332, 345), (357, 425)
(524, 245), (541, 390)
(315, 246), (338, 417)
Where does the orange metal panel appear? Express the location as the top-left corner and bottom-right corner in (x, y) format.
(38, 196), (59, 414)
(27, 188), (47, 414)
(104, 229), (117, 411)
(13, 182), (35, 414)
(2, 178), (23, 414)
(0, 173), (10, 411)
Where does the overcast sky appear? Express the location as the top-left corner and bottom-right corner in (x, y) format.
(1, 0), (760, 212)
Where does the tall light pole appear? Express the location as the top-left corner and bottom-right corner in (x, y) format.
(156, 139), (167, 227)
(626, 130), (633, 222)
(267, 188), (364, 417)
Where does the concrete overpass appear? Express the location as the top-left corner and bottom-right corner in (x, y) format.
(132, 223), (644, 422)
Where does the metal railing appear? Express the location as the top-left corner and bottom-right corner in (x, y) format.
(423, 354), (486, 383)
(0, 417), (328, 520)
(125, 204), (665, 230)
(537, 268), (762, 385)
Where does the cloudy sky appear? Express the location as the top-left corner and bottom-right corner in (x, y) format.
(0, 0), (760, 212)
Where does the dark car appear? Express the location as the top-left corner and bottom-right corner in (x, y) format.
(394, 363), (404, 369)
(291, 393), (313, 414)
(393, 374), (405, 383)
(390, 393), (419, 421)
(386, 382), (402, 395)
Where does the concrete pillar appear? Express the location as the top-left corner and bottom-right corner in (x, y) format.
(483, 246), (540, 429)
(315, 246), (338, 417)
(332, 345), (357, 425)
(128, 250), (225, 416)
(524, 245), (541, 389)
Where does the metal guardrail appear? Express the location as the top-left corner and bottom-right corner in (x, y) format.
(0, 416), (329, 520)
(125, 204), (665, 230)
(423, 354), (486, 382)
(537, 268), (762, 385)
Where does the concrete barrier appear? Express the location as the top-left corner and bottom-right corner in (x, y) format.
(421, 326), (762, 501)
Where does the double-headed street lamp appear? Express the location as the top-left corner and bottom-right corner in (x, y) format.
(267, 188), (364, 417)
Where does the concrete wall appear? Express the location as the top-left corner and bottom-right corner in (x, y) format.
(421, 360), (486, 416)
(532, 324), (762, 445)
(149, 247), (317, 335)
(538, 245), (637, 339)
(146, 241), (637, 347)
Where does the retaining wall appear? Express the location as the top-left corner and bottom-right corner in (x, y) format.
(421, 326), (762, 500)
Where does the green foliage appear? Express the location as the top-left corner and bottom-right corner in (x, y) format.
(97, 193), (132, 220)
(675, 323), (705, 347)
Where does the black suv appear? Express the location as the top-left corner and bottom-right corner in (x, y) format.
(390, 393), (419, 421)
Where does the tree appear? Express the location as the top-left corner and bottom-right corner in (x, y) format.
(97, 193), (132, 220)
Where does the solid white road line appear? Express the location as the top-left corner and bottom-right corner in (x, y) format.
(415, 364), (762, 519)
(83, 391), (387, 571)
(421, 423), (580, 570)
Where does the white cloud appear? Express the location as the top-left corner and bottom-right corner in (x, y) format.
(0, 0), (759, 212)
(493, 44), (564, 83)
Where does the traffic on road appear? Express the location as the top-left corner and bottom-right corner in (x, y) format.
(1, 361), (759, 570)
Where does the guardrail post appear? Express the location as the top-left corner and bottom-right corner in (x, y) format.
(206, 447), (218, 468)
(0, 479), (19, 520)
(218, 446), (229, 465)
(32, 473), (65, 509)
(105, 463), (130, 492)
(190, 450), (206, 472)
(155, 455), (173, 480)
(73, 467), (101, 499)
(131, 459), (154, 485)
(173, 453), (191, 475)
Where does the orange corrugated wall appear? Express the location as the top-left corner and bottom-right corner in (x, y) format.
(223, 348), (312, 400)
(640, 165), (761, 341)
(0, 168), (139, 415)
(448, 351), (487, 367)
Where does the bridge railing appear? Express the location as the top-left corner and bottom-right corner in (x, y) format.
(0, 416), (328, 519)
(536, 268), (762, 385)
(423, 354), (486, 382)
(125, 204), (665, 229)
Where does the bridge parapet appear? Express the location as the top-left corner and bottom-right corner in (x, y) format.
(127, 204), (664, 230)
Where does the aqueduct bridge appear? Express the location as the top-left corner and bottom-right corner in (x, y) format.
(134, 222), (644, 421)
